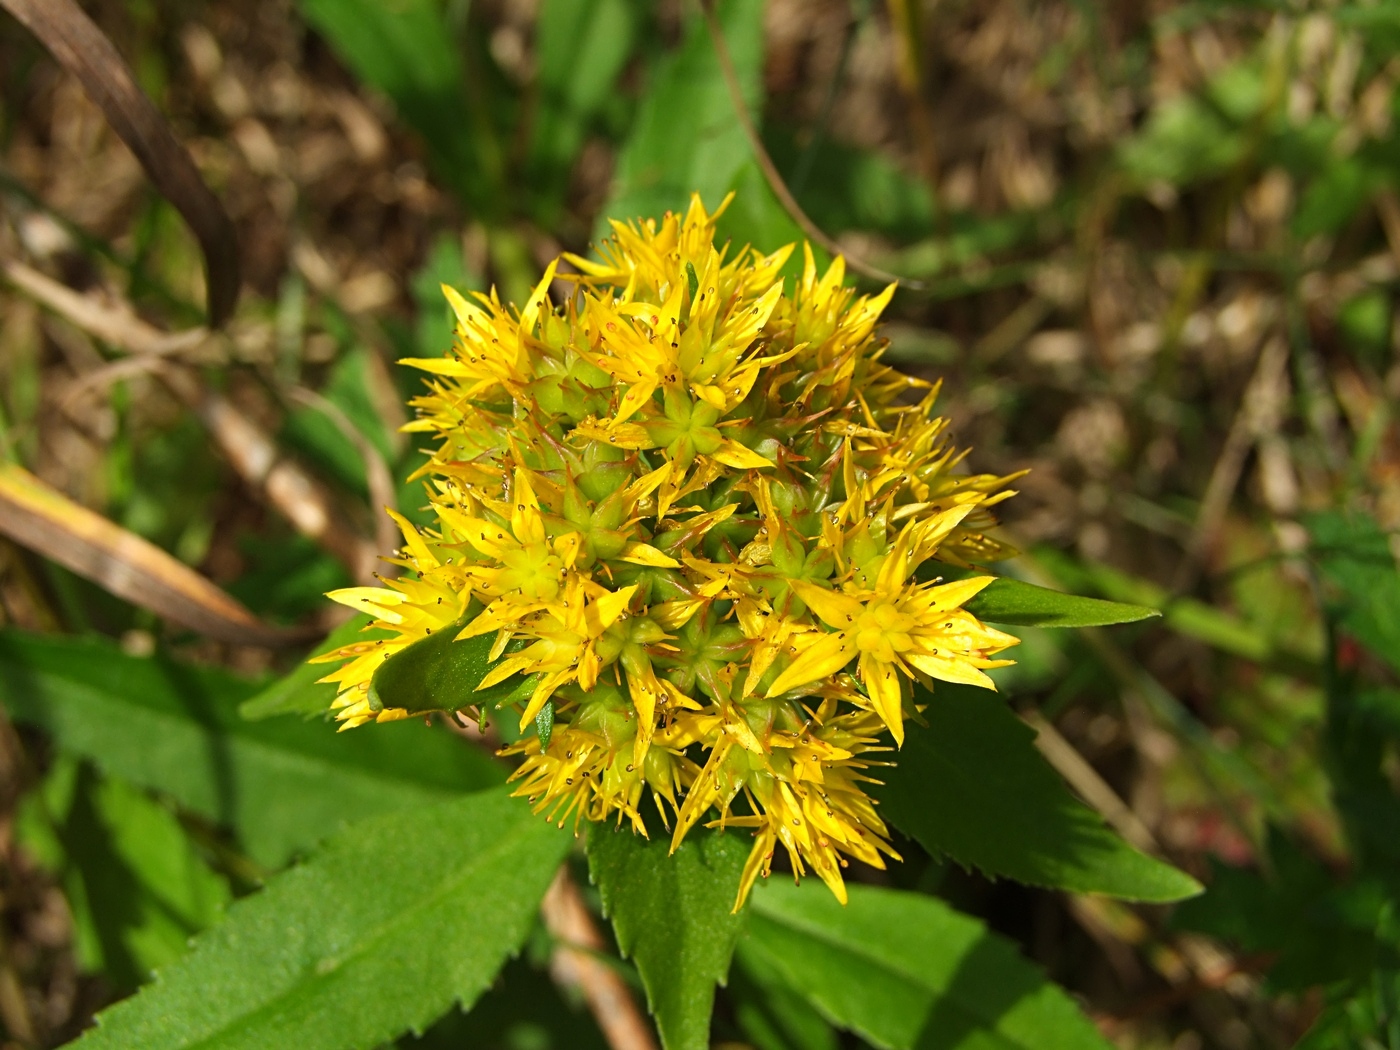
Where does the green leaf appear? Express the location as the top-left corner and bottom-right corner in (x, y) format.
(872, 685), (1201, 902)
(528, 0), (640, 219)
(280, 348), (397, 499)
(604, 0), (763, 231)
(368, 612), (536, 716)
(743, 881), (1114, 1050)
(17, 758), (230, 988)
(1172, 831), (1385, 992)
(586, 822), (749, 1050)
(73, 788), (571, 1050)
(403, 955), (610, 1049)
(964, 578), (1158, 628)
(1034, 549), (1322, 669)
(239, 614), (383, 720)
(0, 631), (503, 867)
(1295, 965), (1400, 1050)
(1307, 510), (1400, 676)
(728, 946), (840, 1050)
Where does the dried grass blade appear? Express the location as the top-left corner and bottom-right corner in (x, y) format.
(0, 463), (300, 647)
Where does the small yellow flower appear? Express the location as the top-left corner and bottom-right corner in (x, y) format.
(318, 193), (1024, 909)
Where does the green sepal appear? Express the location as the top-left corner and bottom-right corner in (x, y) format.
(535, 698), (555, 750)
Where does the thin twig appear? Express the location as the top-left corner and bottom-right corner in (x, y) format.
(1171, 334), (1290, 593)
(1020, 710), (1161, 854)
(0, 257), (379, 583)
(288, 386), (400, 563)
(697, 0), (924, 290)
(540, 868), (659, 1050)
(0, 257), (208, 354)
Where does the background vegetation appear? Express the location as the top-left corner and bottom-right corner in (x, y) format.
(0, 0), (1398, 1047)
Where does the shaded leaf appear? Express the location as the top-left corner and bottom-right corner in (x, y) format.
(965, 578), (1158, 629)
(402, 955), (609, 1050)
(1172, 831), (1386, 991)
(0, 631), (503, 867)
(872, 685), (1201, 901)
(728, 946), (840, 1050)
(586, 822), (749, 1050)
(604, 0), (763, 231)
(17, 758), (230, 988)
(1307, 510), (1400, 676)
(73, 788), (571, 1050)
(743, 881), (1113, 1050)
(529, 0), (640, 219)
(367, 612), (535, 716)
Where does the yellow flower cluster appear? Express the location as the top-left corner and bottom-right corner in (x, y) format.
(317, 194), (1021, 908)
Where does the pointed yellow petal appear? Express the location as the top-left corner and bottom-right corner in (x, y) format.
(904, 651), (999, 691)
(767, 633), (857, 696)
(788, 580), (864, 630)
(921, 575), (996, 614)
(510, 468), (545, 546)
(442, 282), (488, 331)
(733, 829), (775, 912)
(612, 378), (659, 427)
(387, 509), (438, 568)
(327, 587), (407, 623)
(858, 652), (905, 745)
(619, 542), (681, 568)
(397, 356), (474, 376)
(711, 439), (773, 470)
(518, 670), (571, 729)
(587, 585), (638, 636)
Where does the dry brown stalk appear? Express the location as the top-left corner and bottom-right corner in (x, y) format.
(1172, 334), (1291, 593)
(0, 257), (380, 584)
(1020, 710), (1161, 855)
(0, 462), (301, 647)
(540, 869), (659, 1050)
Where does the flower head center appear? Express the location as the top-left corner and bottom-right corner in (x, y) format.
(499, 544), (563, 600)
(854, 601), (914, 660)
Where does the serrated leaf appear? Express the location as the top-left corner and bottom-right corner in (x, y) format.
(743, 881), (1114, 1050)
(586, 822), (749, 1050)
(239, 614), (384, 720)
(0, 631), (503, 867)
(964, 578), (1157, 628)
(73, 788), (570, 1050)
(872, 685), (1201, 902)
